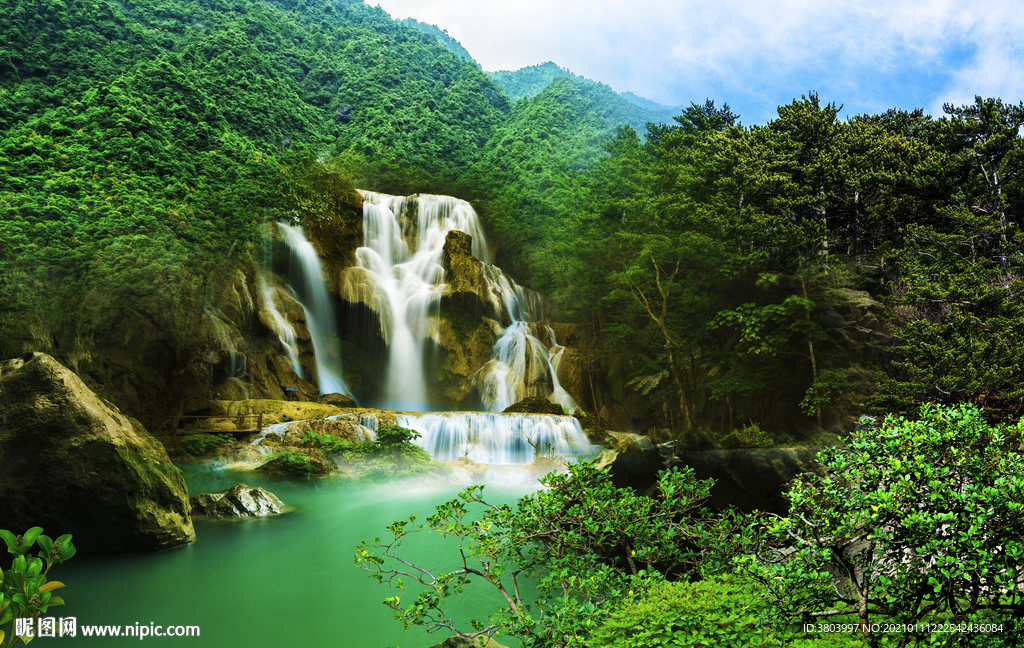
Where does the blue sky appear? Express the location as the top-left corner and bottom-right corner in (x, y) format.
(370, 0), (1024, 125)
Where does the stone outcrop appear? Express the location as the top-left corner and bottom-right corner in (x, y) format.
(259, 416), (375, 447)
(440, 230), (494, 315)
(0, 353), (194, 554)
(605, 431), (656, 454)
(190, 484), (289, 517)
(596, 444), (827, 512)
(211, 399), (349, 426)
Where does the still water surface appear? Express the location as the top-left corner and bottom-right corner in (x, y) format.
(57, 465), (534, 647)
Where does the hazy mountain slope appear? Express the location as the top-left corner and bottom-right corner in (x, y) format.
(401, 17), (481, 69)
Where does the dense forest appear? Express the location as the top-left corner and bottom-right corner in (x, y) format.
(1, 0), (1022, 440)
(470, 95), (1024, 439)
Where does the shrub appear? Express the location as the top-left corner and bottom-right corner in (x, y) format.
(269, 449), (318, 476)
(593, 575), (864, 648)
(303, 430), (375, 456)
(741, 403), (1024, 646)
(0, 527), (76, 646)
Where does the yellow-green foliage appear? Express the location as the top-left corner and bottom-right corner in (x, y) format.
(592, 576), (864, 648)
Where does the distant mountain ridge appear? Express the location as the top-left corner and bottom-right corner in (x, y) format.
(486, 61), (682, 128)
(395, 21), (682, 130)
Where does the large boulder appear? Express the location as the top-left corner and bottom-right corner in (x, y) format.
(190, 484), (288, 517)
(0, 353), (195, 554)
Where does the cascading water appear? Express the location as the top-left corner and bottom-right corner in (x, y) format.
(250, 191), (597, 474)
(354, 191), (578, 414)
(471, 270), (580, 413)
(278, 223), (354, 399)
(355, 191), (491, 410)
(396, 412), (594, 464)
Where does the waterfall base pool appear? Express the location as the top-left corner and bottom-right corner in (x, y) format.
(55, 466), (536, 647)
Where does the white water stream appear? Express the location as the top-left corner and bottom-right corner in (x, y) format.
(277, 223), (354, 398)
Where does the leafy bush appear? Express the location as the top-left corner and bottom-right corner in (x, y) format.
(741, 403), (1024, 646)
(305, 426), (440, 479)
(268, 450), (318, 477)
(0, 527), (76, 646)
(356, 462), (761, 647)
(303, 430), (374, 456)
(593, 575), (864, 648)
(184, 433), (235, 456)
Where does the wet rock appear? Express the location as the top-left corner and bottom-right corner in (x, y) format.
(211, 399), (348, 426)
(605, 450), (665, 494)
(674, 447), (825, 514)
(0, 352), (194, 554)
(190, 484), (288, 517)
(593, 449), (619, 471)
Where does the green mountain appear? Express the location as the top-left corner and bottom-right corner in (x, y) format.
(0, 0), (510, 410)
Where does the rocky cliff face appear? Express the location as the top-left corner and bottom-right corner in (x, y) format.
(0, 353), (195, 554)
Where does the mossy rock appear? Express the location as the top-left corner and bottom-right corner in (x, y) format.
(214, 399), (347, 425)
(259, 447), (336, 477)
(502, 397), (564, 415)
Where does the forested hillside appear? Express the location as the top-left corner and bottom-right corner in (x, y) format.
(0, 0), (509, 409)
(1, 0), (1021, 437)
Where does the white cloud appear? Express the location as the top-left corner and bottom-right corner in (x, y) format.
(371, 0), (1024, 123)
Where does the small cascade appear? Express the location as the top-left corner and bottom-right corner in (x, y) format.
(250, 421), (292, 454)
(256, 273), (304, 378)
(395, 412), (596, 464)
(472, 316), (579, 414)
(278, 223), (354, 399)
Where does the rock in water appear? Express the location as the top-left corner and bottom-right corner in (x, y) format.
(191, 484), (288, 517)
(0, 352), (194, 554)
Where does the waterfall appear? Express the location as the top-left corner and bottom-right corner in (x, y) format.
(277, 223), (354, 399)
(256, 273), (304, 379)
(354, 190), (577, 413)
(471, 290), (580, 413)
(355, 192), (483, 410)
